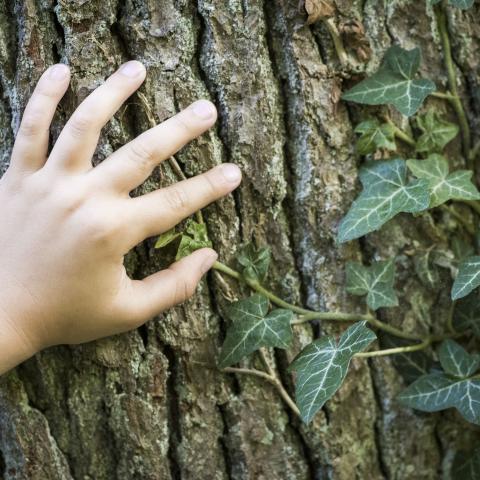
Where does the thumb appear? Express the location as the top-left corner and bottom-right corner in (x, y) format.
(121, 248), (218, 326)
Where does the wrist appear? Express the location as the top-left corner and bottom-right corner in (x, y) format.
(0, 307), (38, 375)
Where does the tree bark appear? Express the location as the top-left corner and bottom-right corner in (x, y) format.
(0, 1), (479, 479)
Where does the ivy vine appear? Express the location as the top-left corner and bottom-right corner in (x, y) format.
(153, 0), (480, 473)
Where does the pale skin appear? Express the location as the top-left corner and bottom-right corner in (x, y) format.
(0, 60), (242, 375)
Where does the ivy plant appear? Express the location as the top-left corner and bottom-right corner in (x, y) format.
(154, 0), (479, 472)
(342, 46), (436, 116)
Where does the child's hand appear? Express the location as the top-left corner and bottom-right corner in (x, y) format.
(0, 61), (241, 374)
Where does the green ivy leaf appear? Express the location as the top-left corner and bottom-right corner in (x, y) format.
(154, 229), (181, 249)
(415, 110), (459, 153)
(176, 220), (212, 260)
(452, 447), (480, 480)
(342, 46), (436, 117)
(398, 372), (480, 425)
(430, 0), (474, 9)
(453, 291), (480, 337)
(338, 159), (430, 243)
(354, 119), (397, 155)
(407, 154), (480, 208)
(451, 256), (480, 300)
(438, 340), (480, 378)
(414, 250), (440, 289)
(236, 243), (271, 283)
(346, 259), (398, 310)
(218, 294), (293, 368)
(288, 322), (376, 423)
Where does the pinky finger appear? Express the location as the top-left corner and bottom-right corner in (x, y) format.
(11, 64), (70, 173)
(120, 248), (218, 326)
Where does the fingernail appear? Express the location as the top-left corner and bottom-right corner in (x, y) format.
(119, 60), (145, 78)
(221, 163), (242, 183)
(48, 64), (69, 80)
(201, 250), (218, 274)
(191, 100), (216, 120)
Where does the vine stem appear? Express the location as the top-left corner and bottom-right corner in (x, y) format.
(192, 355), (301, 417)
(212, 261), (424, 341)
(385, 119), (416, 148)
(431, 91), (456, 101)
(435, 4), (472, 166)
(355, 339), (431, 358)
(257, 349), (301, 418)
(323, 18), (348, 66)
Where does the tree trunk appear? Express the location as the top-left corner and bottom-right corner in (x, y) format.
(0, 1), (479, 479)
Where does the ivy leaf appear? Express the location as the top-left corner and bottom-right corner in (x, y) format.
(451, 256), (480, 300)
(452, 447), (480, 480)
(346, 259), (398, 310)
(397, 372), (480, 425)
(438, 340), (480, 378)
(354, 119), (397, 155)
(414, 250), (440, 289)
(154, 229), (180, 249)
(407, 154), (480, 208)
(236, 243), (271, 283)
(453, 291), (480, 337)
(176, 220), (212, 260)
(430, 0), (474, 9)
(288, 322), (376, 423)
(338, 159), (430, 243)
(218, 294), (293, 368)
(415, 110), (459, 153)
(342, 46), (436, 116)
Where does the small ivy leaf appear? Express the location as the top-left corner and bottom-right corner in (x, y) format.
(380, 333), (434, 384)
(338, 159), (430, 243)
(354, 119), (397, 155)
(342, 46), (436, 116)
(430, 0), (474, 9)
(438, 340), (480, 378)
(415, 110), (459, 153)
(218, 294), (293, 368)
(451, 256), (480, 300)
(453, 291), (480, 337)
(407, 154), (480, 208)
(414, 250), (440, 289)
(397, 372), (480, 425)
(154, 229), (180, 249)
(288, 322), (376, 423)
(346, 259), (398, 310)
(452, 447), (480, 480)
(176, 220), (212, 261)
(236, 243), (271, 283)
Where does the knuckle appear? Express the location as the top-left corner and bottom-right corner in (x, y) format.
(174, 276), (196, 304)
(67, 113), (91, 139)
(36, 81), (61, 99)
(19, 112), (45, 137)
(203, 172), (220, 197)
(128, 138), (156, 174)
(165, 186), (189, 211)
(172, 113), (195, 137)
(84, 213), (119, 245)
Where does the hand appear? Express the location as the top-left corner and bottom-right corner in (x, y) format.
(0, 61), (241, 374)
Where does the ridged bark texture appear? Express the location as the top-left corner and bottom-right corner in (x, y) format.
(0, 1), (479, 479)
